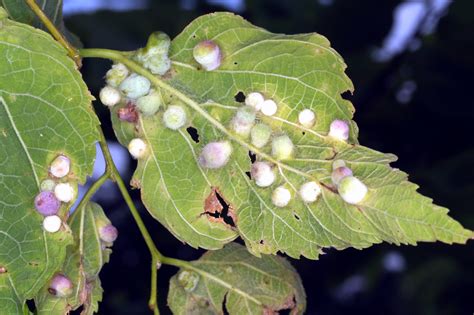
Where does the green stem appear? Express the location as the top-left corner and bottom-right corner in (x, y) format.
(96, 129), (164, 261)
(149, 256), (160, 315)
(73, 172), (109, 216)
(24, 0), (81, 67)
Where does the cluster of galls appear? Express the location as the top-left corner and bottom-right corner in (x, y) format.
(100, 38), (224, 160)
(101, 34), (366, 207)
(99, 34), (216, 159)
(34, 155), (75, 233)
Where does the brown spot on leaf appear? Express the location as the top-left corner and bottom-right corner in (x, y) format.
(203, 187), (236, 227)
(162, 68), (176, 80)
(130, 177), (142, 189)
(263, 294), (298, 315)
(117, 101), (138, 123)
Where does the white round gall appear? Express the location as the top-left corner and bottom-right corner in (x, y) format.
(328, 119), (349, 141)
(245, 92), (264, 111)
(119, 74), (151, 99)
(193, 40), (221, 71)
(298, 109), (316, 128)
(250, 123), (272, 148)
(261, 99), (277, 116)
(50, 155), (70, 178)
(54, 183), (75, 203)
(106, 63), (129, 87)
(272, 135), (294, 160)
(251, 162), (275, 187)
(272, 186), (292, 207)
(43, 215), (62, 233)
(163, 105), (187, 130)
(99, 86), (121, 107)
(199, 141), (232, 169)
(299, 181), (321, 203)
(128, 138), (147, 159)
(338, 176), (368, 204)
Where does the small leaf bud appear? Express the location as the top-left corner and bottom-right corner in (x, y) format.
(245, 92), (264, 111)
(193, 40), (221, 71)
(128, 138), (148, 159)
(48, 274), (73, 297)
(328, 119), (349, 141)
(332, 159), (346, 170)
(177, 270), (200, 292)
(251, 162), (275, 187)
(43, 215), (62, 233)
(99, 86), (121, 107)
(199, 141), (232, 169)
(331, 166), (353, 186)
(99, 224), (118, 243)
(40, 179), (56, 192)
(298, 109), (316, 128)
(54, 183), (75, 203)
(299, 181), (321, 203)
(261, 99), (278, 116)
(50, 155), (70, 178)
(250, 123), (272, 148)
(338, 176), (368, 204)
(272, 135), (294, 160)
(163, 105), (187, 130)
(119, 74), (151, 99)
(35, 191), (60, 216)
(272, 186), (292, 207)
(105, 63), (129, 87)
(230, 106), (256, 136)
(136, 91), (162, 116)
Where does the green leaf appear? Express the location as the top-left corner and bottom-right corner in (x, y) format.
(1, 0), (81, 47)
(1, 0), (62, 27)
(111, 12), (473, 258)
(35, 203), (112, 314)
(168, 243), (306, 315)
(0, 17), (99, 311)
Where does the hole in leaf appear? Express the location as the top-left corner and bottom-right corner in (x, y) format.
(234, 91), (245, 103)
(302, 131), (306, 136)
(203, 188), (236, 227)
(71, 305), (84, 314)
(186, 126), (200, 143)
(26, 300), (36, 313)
(294, 213), (300, 221)
(222, 293), (230, 315)
(245, 171), (252, 179)
(248, 151), (256, 163)
(259, 240), (265, 245)
(341, 90), (352, 101)
(234, 62), (238, 65)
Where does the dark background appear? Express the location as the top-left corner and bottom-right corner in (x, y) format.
(66, 0), (474, 314)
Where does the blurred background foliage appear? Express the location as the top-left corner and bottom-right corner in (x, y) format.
(65, 0), (473, 314)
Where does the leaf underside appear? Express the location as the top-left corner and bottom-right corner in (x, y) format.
(0, 18), (99, 312)
(109, 12), (473, 259)
(168, 243), (306, 315)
